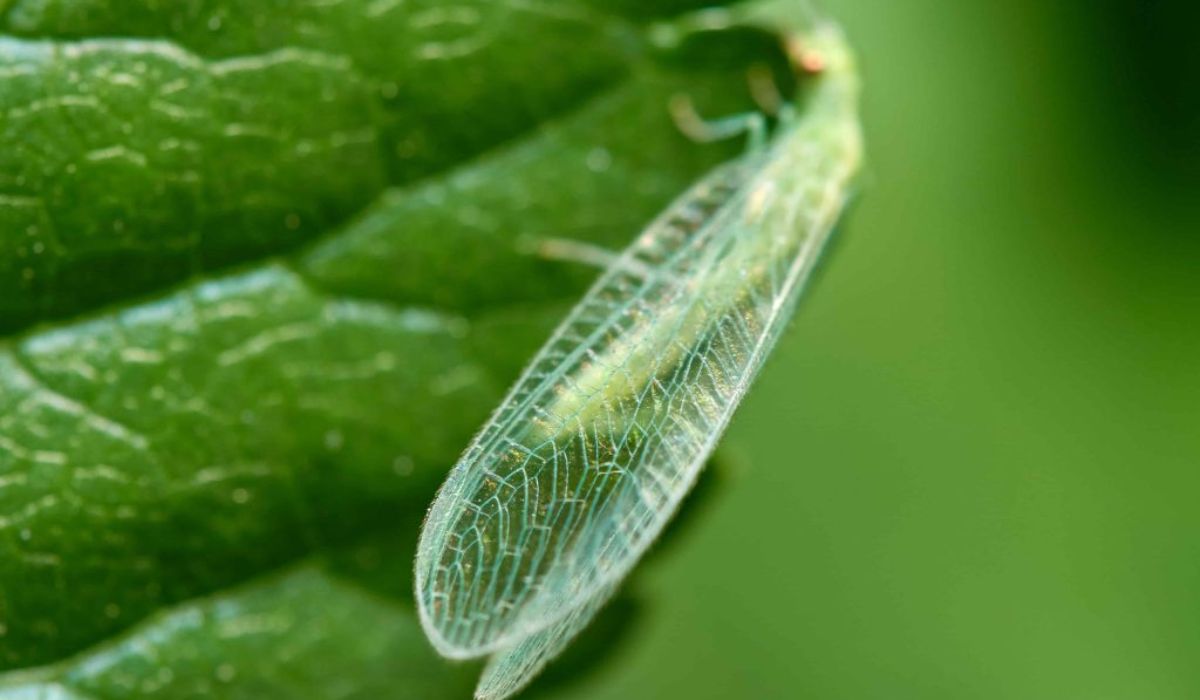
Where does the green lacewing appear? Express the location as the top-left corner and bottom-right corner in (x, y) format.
(416, 22), (863, 699)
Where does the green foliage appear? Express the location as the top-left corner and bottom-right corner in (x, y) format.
(0, 0), (796, 695)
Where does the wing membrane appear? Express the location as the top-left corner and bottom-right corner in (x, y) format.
(414, 22), (863, 692)
(474, 581), (617, 700)
(415, 159), (757, 656)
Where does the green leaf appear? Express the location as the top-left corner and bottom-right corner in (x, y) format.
(4, 565), (477, 700)
(0, 0), (799, 695)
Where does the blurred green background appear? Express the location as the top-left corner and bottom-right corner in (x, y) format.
(554, 1), (1200, 698)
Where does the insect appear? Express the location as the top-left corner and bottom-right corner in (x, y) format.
(415, 22), (863, 699)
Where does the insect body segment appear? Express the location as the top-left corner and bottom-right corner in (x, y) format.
(416, 22), (863, 699)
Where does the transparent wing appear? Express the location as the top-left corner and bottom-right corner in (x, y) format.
(414, 157), (753, 657)
(474, 581), (617, 700)
(415, 21), (862, 671)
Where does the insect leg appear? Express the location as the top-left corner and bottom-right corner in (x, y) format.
(747, 63), (785, 117)
(517, 235), (655, 281)
(668, 94), (767, 152)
